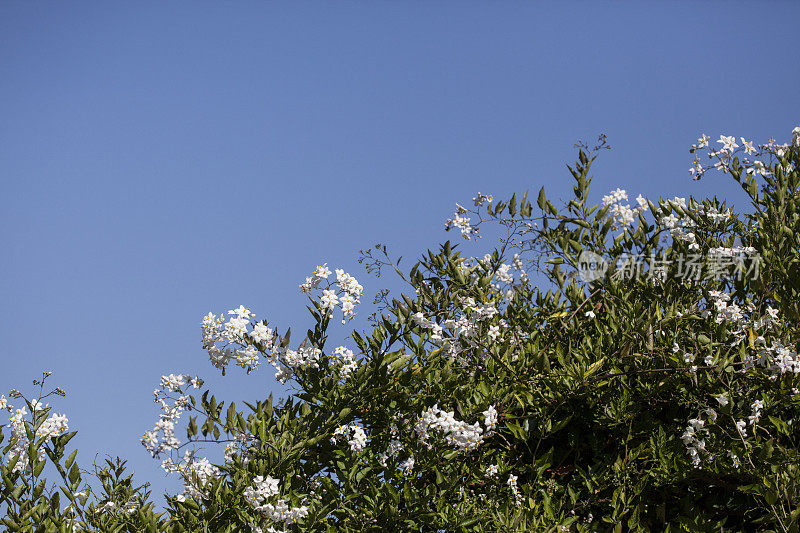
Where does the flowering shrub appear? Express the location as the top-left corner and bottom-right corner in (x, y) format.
(3, 126), (800, 531)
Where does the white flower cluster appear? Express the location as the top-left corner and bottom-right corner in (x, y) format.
(736, 419), (748, 437)
(705, 291), (746, 327)
(732, 400), (765, 443)
(672, 343), (697, 373)
(444, 192), (497, 239)
(753, 306), (780, 331)
(601, 188), (648, 230)
(225, 432), (257, 464)
(251, 526), (288, 533)
(707, 246), (757, 259)
(658, 197), (699, 250)
(445, 204), (475, 240)
(511, 254), (529, 286)
(728, 450), (741, 468)
(748, 399), (765, 426)
(300, 264), (364, 323)
(141, 374), (203, 457)
(400, 455), (415, 476)
(747, 338), (800, 376)
(331, 423), (368, 452)
(255, 499), (310, 526)
(274, 345), (321, 383)
(679, 395), (764, 470)
(483, 405), (498, 435)
(160, 373), (203, 393)
(202, 302), (352, 383)
(690, 127), (800, 180)
(97, 499), (139, 515)
(202, 306), (272, 372)
(473, 192), (493, 207)
(377, 438), (404, 467)
(680, 408), (715, 468)
(2, 400), (69, 473)
(699, 204), (736, 224)
(507, 474), (523, 507)
(244, 475), (280, 507)
(299, 263), (332, 293)
(414, 404), (496, 453)
(471, 254), (529, 298)
(701, 293), (798, 377)
(330, 346), (358, 380)
(658, 197), (739, 251)
(164, 451), (220, 501)
(702, 291), (757, 345)
(411, 312), (444, 342)
(412, 287), (518, 365)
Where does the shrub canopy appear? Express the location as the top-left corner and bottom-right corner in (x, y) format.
(3, 128), (800, 532)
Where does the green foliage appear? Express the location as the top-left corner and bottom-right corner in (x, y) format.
(3, 129), (800, 531)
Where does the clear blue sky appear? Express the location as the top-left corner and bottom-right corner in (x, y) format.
(2, 2), (798, 500)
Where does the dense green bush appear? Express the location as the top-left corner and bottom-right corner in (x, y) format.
(3, 127), (800, 532)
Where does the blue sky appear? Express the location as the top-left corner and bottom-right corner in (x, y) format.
(2, 2), (799, 500)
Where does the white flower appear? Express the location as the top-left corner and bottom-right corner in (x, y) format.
(335, 269), (363, 299)
(229, 305), (254, 319)
(603, 188), (628, 204)
(741, 138), (756, 155)
(747, 160), (770, 177)
(473, 192), (493, 206)
(728, 451), (741, 468)
(715, 395), (729, 407)
(688, 418), (704, 430)
(415, 404), (485, 452)
(483, 405), (498, 433)
(331, 424), (368, 452)
(348, 425), (368, 452)
(717, 135), (739, 152)
(278, 345), (321, 380)
(320, 289), (339, 311)
(332, 346), (358, 379)
(506, 474), (522, 506)
(748, 400), (765, 425)
(314, 264), (331, 279)
(160, 374), (186, 392)
(447, 213), (474, 239)
(339, 294), (357, 322)
(600, 188), (647, 230)
(250, 322), (274, 344)
(401, 456), (415, 475)
(244, 475), (280, 507)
